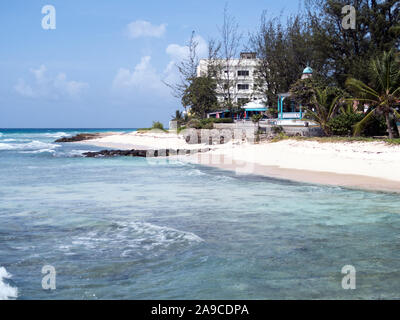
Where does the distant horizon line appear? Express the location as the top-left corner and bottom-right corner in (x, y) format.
(0, 127), (140, 129)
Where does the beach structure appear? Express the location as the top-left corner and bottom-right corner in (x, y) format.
(207, 100), (266, 120)
(301, 66), (313, 80)
(274, 67), (314, 124)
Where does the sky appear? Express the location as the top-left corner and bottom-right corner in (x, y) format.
(0, 0), (301, 128)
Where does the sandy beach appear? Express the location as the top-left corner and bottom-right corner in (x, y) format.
(79, 131), (400, 193)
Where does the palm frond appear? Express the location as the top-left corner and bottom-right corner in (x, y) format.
(345, 78), (380, 100)
(353, 110), (377, 136)
(393, 108), (400, 120)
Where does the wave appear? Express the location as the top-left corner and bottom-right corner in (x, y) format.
(0, 267), (18, 300)
(187, 169), (207, 177)
(58, 221), (203, 258)
(53, 149), (92, 158)
(0, 140), (61, 151)
(19, 149), (57, 154)
(42, 132), (70, 138)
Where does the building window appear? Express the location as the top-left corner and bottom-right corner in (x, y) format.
(237, 84), (249, 90)
(238, 70), (250, 77)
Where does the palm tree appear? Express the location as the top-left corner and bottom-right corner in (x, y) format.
(305, 88), (340, 135)
(251, 114), (263, 132)
(171, 110), (184, 126)
(346, 50), (400, 139)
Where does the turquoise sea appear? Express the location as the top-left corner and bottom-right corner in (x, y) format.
(1, 128), (400, 300)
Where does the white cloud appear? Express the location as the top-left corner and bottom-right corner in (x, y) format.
(14, 65), (88, 99)
(111, 34), (209, 99)
(126, 20), (167, 39)
(162, 35), (209, 87)
(112, 56), (168, 96)
(166, 35), (208, 61)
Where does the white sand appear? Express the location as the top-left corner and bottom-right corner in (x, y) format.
(79, 131), (400, 192)
(79, 130), (205, 150)
(203, 139), (400, 182)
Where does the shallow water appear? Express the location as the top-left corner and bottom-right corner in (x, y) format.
(1, 129), (400, 299)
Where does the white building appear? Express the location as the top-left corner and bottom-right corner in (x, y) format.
(196, 52), (267, 105)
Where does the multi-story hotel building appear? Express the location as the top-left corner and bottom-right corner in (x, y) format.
(196, 52), (267, 105)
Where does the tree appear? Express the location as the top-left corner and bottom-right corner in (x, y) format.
(251, 114), (264, 133)
(182, 77), (218, 119)
(289, 78), (325, 107)
(214, 4), (243, 108)
(346, 50), (400, 138)
(164, 31), (200, 111)
(304, 87), (341, 135)
(171, 110), (184, 127)
(306, 0), (400, 86)
(250, 12), (319, 104)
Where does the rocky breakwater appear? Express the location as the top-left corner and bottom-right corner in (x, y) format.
(82, 148), (212, 158)
(55, 133), (106, 143)
(55, 132), (212, 158)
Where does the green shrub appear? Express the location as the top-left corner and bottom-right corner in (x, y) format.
(186, 117), (234, 129)
(266, 107), (278, 118)
(213, 118), (234, 124)
(202, 122), (214, 129)
(327, 113), (364, 136)
(327, 113), (387, 136)
(272, 125), (284, 134)
(152, 121), (164, 130)
(251, 114), (263, 123)
(177, 126), (187, 133)
(363, 114), (387, 136)
(200, 118), (233, 125)
(187, 119), (202, 129)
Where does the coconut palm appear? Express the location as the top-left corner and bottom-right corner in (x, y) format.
(305, 87), (340, 135)
(171, 110), (184, 126)
(346, 50), (400, 139)
(172, 110), (183, 121)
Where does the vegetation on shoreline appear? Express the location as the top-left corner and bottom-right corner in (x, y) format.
(137, 121), (168, 133)
(270, 134), (400, 145)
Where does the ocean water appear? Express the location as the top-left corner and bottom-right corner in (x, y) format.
(1, 128), (400, 300)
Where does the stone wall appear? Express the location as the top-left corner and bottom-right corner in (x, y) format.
(180, 122), (323, 145)
(180, 127), (257, 145)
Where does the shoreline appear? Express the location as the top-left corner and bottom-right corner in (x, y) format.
(70, 131), (400, 194)
(182, 153), (400, 194)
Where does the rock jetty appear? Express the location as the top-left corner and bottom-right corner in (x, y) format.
(55, 133), (103, 143)
(82, 148), (212, 158)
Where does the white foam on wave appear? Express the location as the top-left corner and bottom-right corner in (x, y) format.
(1, 138), (31, 142)
(60, 221), (203, 258)
(187, 169), (207, 176)
(19, 149), (57, 154)
(42, 132), (70, 138)
(0, 140), (61, 151)
(0, 267), (18, 300)
(53, 149), (92, 158)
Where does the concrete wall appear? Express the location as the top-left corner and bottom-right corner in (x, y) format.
(180, 126), (257, 145)
(180, 122), (323, 145)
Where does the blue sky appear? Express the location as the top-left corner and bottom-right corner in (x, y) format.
(0, 0), (301, 128)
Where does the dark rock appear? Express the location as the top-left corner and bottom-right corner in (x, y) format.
(55, 133), (102, 143)
(82, 148), (211, 158)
